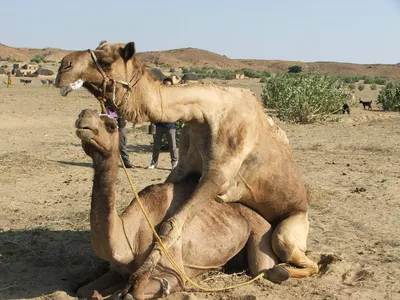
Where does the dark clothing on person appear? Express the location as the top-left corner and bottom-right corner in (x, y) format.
(151, 126), (178, 165)
(105, 105), (134, 168)
(154, 122), (176, 129)
(117, 117), (133, 167)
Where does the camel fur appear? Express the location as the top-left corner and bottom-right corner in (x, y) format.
(74, 109), (290, 299)
(56, 41), (319, 291)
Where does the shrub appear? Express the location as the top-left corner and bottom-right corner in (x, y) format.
(260, 77), (268, 83)
(169, 68), (175, 73)
(343, 76), (361, 84)
(348, 84), (356, 91)
(377, 81), (400, 111)
(363, 77), (374, 84)
(261, 70), (271, 78)
(30, 55), (45, 64)
(358, 84), (365, 91)
(261, 73), (347, 123)
(375, 77), (387, 85)
(288, 65), (302, 73)
(370, 84), (377, 90)
(0, 56), (16, 62)
(242, 68), (262, 78)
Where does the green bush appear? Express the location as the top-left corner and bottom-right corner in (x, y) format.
(261, 74), (347, 124)
(358, 84), (365, 91)
(243, 69), (258, 78)
(261, 70), (272, 78)
(181, 67), (236, 80)
(169, 68), (175, 73)
(363, 77), (374, 84)
(348, 84), (356, 91)
(0, 56), (17, 62)
(343, 76), (361, 84)
(288, 65), (302, 73)
(30, 57), (41, 63)
(370, 84), (377, 90)
(377, 81), (400, 111)
(260, 77), (268, 83)
(261, 73), (347, 123)
(375, 77), (387, 85)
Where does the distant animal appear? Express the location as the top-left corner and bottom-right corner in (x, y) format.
(20, 79), (32, 85)
(342, 103), (350, 114)
(41, 79), (54, 86)
(360, 99), (372, 110)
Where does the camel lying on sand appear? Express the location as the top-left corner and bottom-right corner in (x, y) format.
(56, 41), (318, 292)
(75, 109), (290, 299)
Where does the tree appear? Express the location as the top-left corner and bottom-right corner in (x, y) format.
(288, 65), (302, 73)
(261, 73), (347, 123)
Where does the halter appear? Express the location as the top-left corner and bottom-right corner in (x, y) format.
(87, 49), (141, 114)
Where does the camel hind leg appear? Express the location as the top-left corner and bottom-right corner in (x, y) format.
(271, 211), (319, 278)
(245, 210), (290, 284)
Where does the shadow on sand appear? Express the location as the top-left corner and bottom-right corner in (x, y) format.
(56, 160), (93, 168)
(127, 144), (153, 153)
(0, 229), (102, 299)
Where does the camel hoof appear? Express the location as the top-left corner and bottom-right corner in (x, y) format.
(265, 265), (290, 284)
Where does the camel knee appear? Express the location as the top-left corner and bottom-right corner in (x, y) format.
(132, 276), (181, 299)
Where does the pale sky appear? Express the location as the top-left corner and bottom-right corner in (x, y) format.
(2, 0), (400, 64)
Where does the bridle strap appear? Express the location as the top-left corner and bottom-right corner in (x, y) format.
(87, 49), (141, 112)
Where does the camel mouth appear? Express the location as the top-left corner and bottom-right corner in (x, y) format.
(60, 79), (84, 96)
(76, 128), (97, 141)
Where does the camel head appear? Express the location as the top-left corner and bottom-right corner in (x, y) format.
(56, 41), (141, 101)
(75, 109), (119, 158)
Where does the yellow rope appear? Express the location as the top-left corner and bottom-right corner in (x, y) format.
(97, 97), (107, 114)
(118, 155), (266, 292)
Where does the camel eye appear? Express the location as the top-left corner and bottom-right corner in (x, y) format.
(63, 61), (73, 71)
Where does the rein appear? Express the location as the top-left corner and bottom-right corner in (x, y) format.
(87, 49), (141, 113)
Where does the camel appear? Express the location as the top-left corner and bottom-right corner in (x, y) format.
(74, 109), (290, 299)
(56, 41), (319, 292)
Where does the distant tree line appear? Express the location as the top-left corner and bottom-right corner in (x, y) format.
(180, 67), (271, 80)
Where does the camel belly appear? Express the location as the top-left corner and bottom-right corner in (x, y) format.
(181, 202), (251, 272)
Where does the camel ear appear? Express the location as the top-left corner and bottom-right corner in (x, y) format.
(122, 42), (136, 61)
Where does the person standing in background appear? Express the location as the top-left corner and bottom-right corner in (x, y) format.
(7, 72), (12, 88)
(148, 78), (178, 170)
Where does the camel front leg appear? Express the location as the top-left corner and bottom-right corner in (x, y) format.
(165, 126), (202, 184)
(77, 270), (125, 298)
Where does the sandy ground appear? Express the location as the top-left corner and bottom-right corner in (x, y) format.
(1, 78), (400, 300)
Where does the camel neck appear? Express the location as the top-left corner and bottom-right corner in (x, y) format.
(91, 152), (120, 239)
(117, 74), (212, 124)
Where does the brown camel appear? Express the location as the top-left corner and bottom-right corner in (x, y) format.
(75, 109), (290, 299)
(56, 41), (319, 291)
